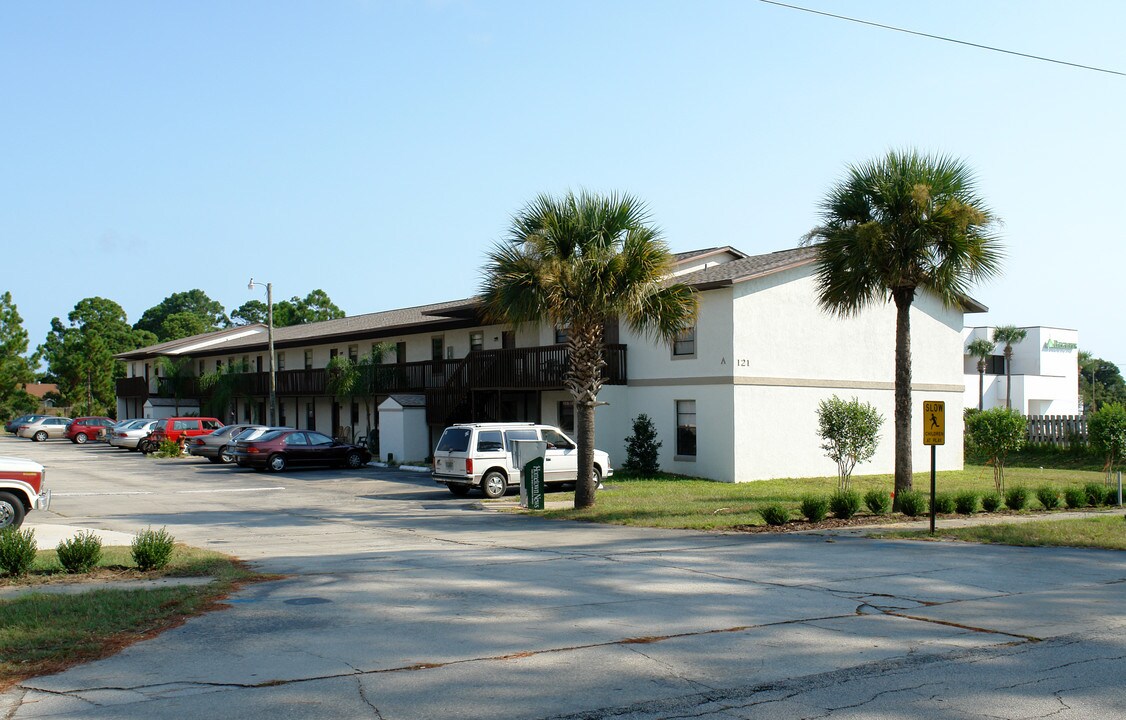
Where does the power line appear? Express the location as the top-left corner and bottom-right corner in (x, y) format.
(759, 0), (1126, 78)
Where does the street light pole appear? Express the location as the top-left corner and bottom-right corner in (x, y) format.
(249, 278), (278, 426)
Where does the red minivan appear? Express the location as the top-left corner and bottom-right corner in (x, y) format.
(140, 417), (224, 454)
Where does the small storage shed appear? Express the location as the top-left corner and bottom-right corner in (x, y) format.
(377, 394), (428, 463)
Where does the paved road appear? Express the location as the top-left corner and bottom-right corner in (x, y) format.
(2, 435), (1124, 719)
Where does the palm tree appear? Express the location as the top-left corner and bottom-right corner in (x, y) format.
(326, 355), (359, 441)
(156, 356), (194, 416)
(804, 150), (1002, 501)
(966, 338), (995, 411)
(992, 325), (1027, 411)
(199, 360), (252, 423)
(481, 190), (698, 509)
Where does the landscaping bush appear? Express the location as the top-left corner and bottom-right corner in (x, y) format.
(56, 531), (103, 573)
(897, 491), (927, 517)
(1064, 487), (1088, 510)
(1103, 484), (1121, 506)
(954, 491), (979, 515)
(829, 490), (862, 520)
(153, 439), (184, 458)
(759, 503), (789, 527)
(1004, 485), (1030, 511)
(1036, 485), (1061, 510)
(131, 527), (176, 571)
(931, 493), (956, 514)
(981, 491), (1003, 513)
(0, 527), (38, 577)
(864, 489), (891, 515)
(800, 495), (830, 523)
(1084, 482), (1108, 507)
(622, 414), (662, 476)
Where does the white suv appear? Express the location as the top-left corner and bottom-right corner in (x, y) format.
(432, 422), (613, 498)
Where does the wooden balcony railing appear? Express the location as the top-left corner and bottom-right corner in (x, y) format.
(143, 344), (627, 401)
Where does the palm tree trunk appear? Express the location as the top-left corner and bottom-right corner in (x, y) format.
(567, 321), (606, 510)
(892, 289), (914, 502)
(977, 360), (985, 411)
(1004, 347), (1013, 410)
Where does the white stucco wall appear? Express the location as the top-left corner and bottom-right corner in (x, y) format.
(961, 326), (1078, 414)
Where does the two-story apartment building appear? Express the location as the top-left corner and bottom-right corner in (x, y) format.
(116, 245), (979, 481)
(962, 326), (1079, 415)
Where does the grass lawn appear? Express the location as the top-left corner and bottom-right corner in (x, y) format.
(0, 545), (270, 689)
(876, 516), (1126, 550)
(536, 465), (1119, 530)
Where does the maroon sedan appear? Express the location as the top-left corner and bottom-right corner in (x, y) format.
(229, 429), (371, 472)
(65, 417), (115, 444)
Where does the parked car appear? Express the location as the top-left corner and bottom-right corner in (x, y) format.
(65, 416), (116, 444)
(6, 414), (45, 435)
(140, 417), (224, 454)
(108, 419), (158, 451)
(17, 416), (74, 442)
(230, 429), (371, 472)
(0, 455), (51, 528)
(187, 424), (266, 464)
(431, 422), (613, 498)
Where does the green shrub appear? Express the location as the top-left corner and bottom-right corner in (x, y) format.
(799, 495), (830, 522)
(954, 491), (979, 515)
(622, 414), (662, 476)
(1036, 485), (1061, 510)
(131, 527), (175, 571)
(981, 491), (1003, 512)
(1103, 485), (1120, 506)
(897, 490), (927, 517)
(153, 439), (184, 458)
(759, 503), (789, 527)
(864, 489), (891, 515)
(1084, 482), (1108, 507)
(56, 531), (103, 573)
(829, 490), (862, 519)
(1004, 485), (1030, 511)
(0, 527), (38, 577)
(1063, 487), (1088, 510)
(931, 493), (956, 514)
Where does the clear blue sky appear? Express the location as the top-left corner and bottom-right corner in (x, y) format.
(3, 1), (1123, 366)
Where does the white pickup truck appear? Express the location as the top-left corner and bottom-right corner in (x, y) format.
(0, 456), (51, 529)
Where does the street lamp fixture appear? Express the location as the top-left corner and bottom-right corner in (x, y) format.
(248, 278), (277, 426)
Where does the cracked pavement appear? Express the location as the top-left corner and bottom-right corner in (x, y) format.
(2, 438), (1124, 719)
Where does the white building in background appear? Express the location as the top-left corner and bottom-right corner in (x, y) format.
(117, 245), (982, 482)
(962, 326), (1079, 415)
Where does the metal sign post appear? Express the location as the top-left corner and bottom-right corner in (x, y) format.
(922, 400), (946, 534)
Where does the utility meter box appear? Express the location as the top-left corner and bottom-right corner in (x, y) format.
(513, 440), (547, 510)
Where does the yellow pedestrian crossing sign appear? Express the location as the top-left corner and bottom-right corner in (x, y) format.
(923, 401), (945, 446)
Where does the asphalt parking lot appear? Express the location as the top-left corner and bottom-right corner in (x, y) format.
(2, 434), (1125, 719)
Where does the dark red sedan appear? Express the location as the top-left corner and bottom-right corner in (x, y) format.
(229, 429), (371, 472)
(65, 416), (115, 444)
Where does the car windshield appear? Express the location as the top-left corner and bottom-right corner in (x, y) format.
(436, 428), (471, 452)
(254, 430), (288, 443)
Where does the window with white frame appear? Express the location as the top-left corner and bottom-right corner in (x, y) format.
(470, 331), (484, 352)
(304, 349), (313, 370)
(277, 351), (286, 371)
(676, 400), (696, 458)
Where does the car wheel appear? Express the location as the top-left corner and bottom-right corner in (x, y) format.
(345, 451), (365, 469)
(0, 492), (25, 530)
(268, 454), (287, 472)
(481, 471), (508, 499)
(447, 484), (471, 497)
(74, 433), (88, 444)
(218, 446), (235, 464)
(594, 466), (603, 489)
(138, 440), (153, 454)
(33, 431), (48, 442)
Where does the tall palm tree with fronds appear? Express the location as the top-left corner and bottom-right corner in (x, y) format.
(992, 325), (1027, 411)
(966, 338), (995, 411)
(481, 190), (698, 509)
(804, 150), (1003, 501)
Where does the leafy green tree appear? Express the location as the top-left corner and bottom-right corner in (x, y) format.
(622, 414), (662, 476)
(326, 355), (360, 441)
(134, 289), (230, 341)
(156, 356), (195, 416)
(199, 360), (252, 422)
(816, 396), (884, 490)
(272, 290), (346, 327)
(991, 325), (1027, 411)
(965, 408), (1026, 493)
(804, 150), (1002, 501)
(355, 344), (396, 448)
(1088, 403), (1126, 482)
(231, 300), (269, 326)
(38, 297), (154, 415)
(0, 292), (38, 420)
(481, 190), (698, 509)
(966, 337), (996, 411)
(1078, 351), (1125, 412)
